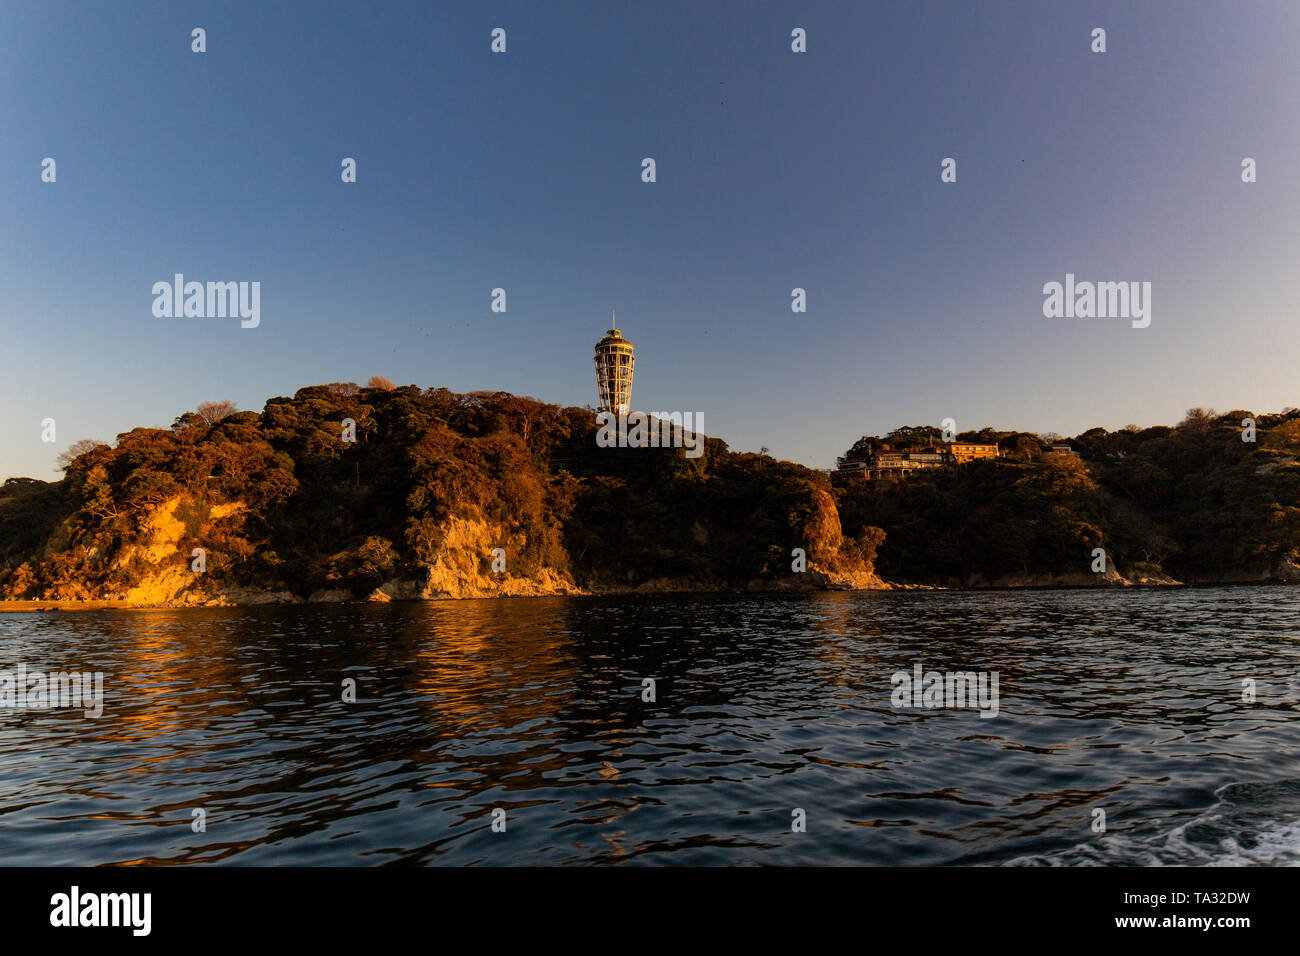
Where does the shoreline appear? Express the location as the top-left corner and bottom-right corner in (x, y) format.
(2, 577), (1295, 612)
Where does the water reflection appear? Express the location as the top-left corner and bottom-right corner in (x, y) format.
(1, 588), (1298, 865)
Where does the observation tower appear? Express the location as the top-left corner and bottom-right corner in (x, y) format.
(594, 317), (634, 415)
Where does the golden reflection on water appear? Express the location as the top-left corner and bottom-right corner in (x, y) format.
(96, 612), (247, 744)
(3, 590), (1300, 865)
(400, 599), (579, 730)
(395, 599), (653, 859)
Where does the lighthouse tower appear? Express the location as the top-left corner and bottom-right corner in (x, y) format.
(594, 317), (634, 415)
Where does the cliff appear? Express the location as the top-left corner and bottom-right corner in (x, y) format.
(9, 389), (1297, 606)
(0, 385), (884, 605)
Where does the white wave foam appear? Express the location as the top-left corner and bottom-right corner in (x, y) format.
(1005, 782), (1300, 866)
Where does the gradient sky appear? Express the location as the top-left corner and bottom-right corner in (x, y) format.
(2, 0), (1298, 480)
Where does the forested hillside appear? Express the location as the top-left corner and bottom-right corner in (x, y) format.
(5, 389), (1297, 604)
(0, 383), (880, 603)
(833, 409), (1300, 586)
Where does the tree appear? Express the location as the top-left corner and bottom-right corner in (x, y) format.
(57, 439), (107, 470)
(887, 425), (943, 447)
(958, 427), (1001, 444)
(196, 400), (238, 425)
(843, 435), (882, 461)
(1181, 407), (1217, 429)
(368, 376), (397, 391)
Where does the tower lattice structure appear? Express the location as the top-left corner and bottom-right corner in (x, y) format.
(594, 319), (634, 415)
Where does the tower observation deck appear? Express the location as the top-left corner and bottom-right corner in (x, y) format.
(594, 319), (634, 415)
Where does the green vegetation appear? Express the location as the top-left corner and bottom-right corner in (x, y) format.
(833, 410), (1300, 585)
(0, 384), (875, 600)
(6, 393), (1297, 600)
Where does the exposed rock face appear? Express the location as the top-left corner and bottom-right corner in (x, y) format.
(6, 488), (893, 608)
(969, 569), (1182, 588)
(800, 489), (888, 588)
(119, 493), (887, 604)
(752, 567), (890, 591)
(20, 495), (295, 606)
(204, 589), (298, 606)
(23, 500), (594, 606)
(1127, 569), (1182, 586)
(803, 489), (844, 558)
(414, 515), (584, 599)
(113, 497), (244, 606)
(376, 580), (424, 601)
(1274, 558), (1300, 582)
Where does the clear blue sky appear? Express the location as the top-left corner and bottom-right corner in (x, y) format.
(2, 0), (1298, 479)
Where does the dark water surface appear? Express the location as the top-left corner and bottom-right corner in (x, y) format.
(2, 588), (1298, 866)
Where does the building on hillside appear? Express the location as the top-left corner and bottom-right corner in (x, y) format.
(1046, 443), (1080, 457)
(948, 442), (1001, 463)
(904, 450), (946, 465)
(864, 448), (947, 479)
(835, 437), (1013, 481)
(836, 440), (1004, 480)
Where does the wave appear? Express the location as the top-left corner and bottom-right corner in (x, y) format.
(1005, 781), (1300, 866)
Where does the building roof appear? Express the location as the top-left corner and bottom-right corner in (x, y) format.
(596, 329), (633, 349)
